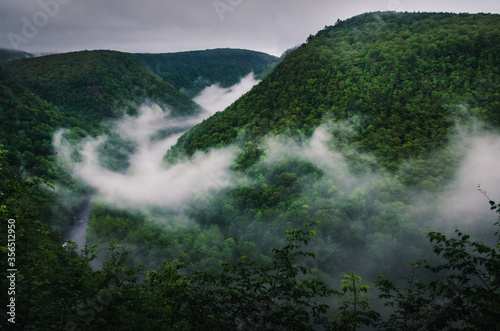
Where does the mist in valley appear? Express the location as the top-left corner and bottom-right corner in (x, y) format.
(49, 81), (500, 328)
(5, 8), (500, 329)
(55, 73), (260, 207)
(53, 73), (500, 287)
(54, 113), (233, 211)
(193, 73), (260, 114)
(241, 120), (500, 277)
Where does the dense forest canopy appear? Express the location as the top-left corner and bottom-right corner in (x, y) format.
(1, 50), (200, 122)
(170, 12), (500, 169)
(135, 48), (279, 97)
(1, 11), (500, 330)
(0, 49), (204, 230)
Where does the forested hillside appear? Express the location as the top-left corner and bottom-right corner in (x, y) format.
(136, 48), (279, 97)
(0, 50), (204, 230)
(0, 70), (62, 177)
(2, 50), (200, 122)
(1, 11), (500, 330)
(171, 12), (500, 169)
(0, 70), (85, 230)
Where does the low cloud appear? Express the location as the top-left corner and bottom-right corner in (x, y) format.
(53, 99), (500, 279)
(53, 71), (262, 212)
(54, 98), (500, 231)
(54, 103), (236, 210)
(437, 133), (500, 230)
(193, 72), (260, 114)
(255, 121), (500, 274)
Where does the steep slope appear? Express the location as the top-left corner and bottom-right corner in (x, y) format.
(0, 70), (62, 179)
(136, 48), (279, 97)
(0, 50), (203, 228)
(2, 50), (200, 122)
(0, 69), (83, 231)
(2, 12), (500, 331)
(171, 12), (500, 169)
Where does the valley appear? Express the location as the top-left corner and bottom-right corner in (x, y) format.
(1, 11), (500, 330)
(63, 72), (262, 249)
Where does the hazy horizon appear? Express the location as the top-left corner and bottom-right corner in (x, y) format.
(2, 1), (499, 56)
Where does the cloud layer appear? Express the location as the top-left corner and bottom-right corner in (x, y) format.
(54, 103), (236, 210)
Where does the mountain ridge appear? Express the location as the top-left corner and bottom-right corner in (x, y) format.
(1, 50), (200, 123)
(136, 48), (279, 97)
(0, 48), (33, 62)
(169, 11), (500, 169)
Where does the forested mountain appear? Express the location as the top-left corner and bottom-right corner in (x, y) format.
(0, 68), (68, 185)
(145, 12), (499, 279)
(0, 48), (33, 63)
(136, 48), (279, 97)
(171, 12), (500, 169)
(81, 12), (499, 330)
(0, 70), (79, 226)
(0, 50), (205, 230)
(1, 11), (500, 330)
(2, 50), (200, 122)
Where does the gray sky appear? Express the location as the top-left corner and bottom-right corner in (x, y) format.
(1, 0), (499, 56)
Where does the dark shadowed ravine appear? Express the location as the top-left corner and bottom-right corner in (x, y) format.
(63, 199), (91, 253)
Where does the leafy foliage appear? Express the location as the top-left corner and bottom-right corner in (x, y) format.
(331, 271), (380, 330)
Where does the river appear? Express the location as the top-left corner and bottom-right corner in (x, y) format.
(63, 199), (91, 253)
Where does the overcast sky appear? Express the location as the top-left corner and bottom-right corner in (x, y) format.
(1, 0), (499, 56)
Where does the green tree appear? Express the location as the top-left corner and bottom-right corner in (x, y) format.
(330, 271), (380, 330)
(376, 195), (500, 330)
(171, 223), (335, 330)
